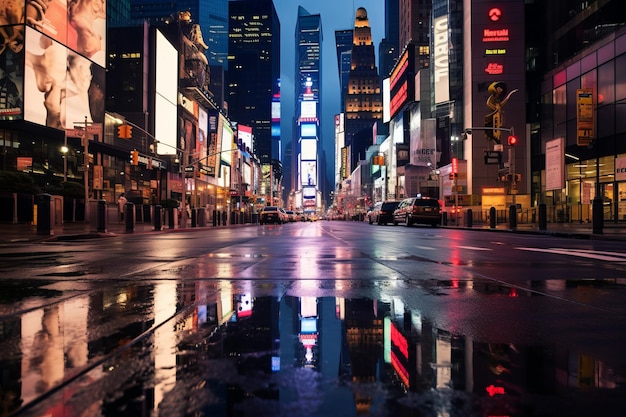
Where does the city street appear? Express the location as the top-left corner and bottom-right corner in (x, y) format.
(1, 221), (626, 416)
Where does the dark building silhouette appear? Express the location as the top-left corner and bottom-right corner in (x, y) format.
(228, 0), (281, 171)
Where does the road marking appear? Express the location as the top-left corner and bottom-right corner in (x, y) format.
(517, 247), (626, 262)
(415, 246), (437, 250)
(458, 245), (493, 251)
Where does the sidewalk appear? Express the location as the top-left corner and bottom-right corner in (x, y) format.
(1, 219), (626, 244)
(0, 218), (246, 244)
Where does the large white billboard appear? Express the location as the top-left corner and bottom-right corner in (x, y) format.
(301, 139), (317, 160)
(155, 30), (178, 155)
(300, 161), (316, 186)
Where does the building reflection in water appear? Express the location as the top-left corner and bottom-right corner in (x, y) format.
(0, 280), (624, 416)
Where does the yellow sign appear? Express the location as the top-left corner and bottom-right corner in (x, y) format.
(576, 89), (594, 146)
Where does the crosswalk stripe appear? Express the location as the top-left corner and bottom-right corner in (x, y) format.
(517, 247), (626, 261)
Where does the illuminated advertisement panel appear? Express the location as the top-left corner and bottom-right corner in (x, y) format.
(24, 27), (105, 129)
(300, 161), (316, 186)
(301, 317), (317, 334)
(238, 124), (252, 152)
(198, 106), (208, 160)
(389, 45), (415, 120)
(155, 30), (178, 155)
(0, 48), (24, 120)
(433, 15), (450, 104)
(382, 77), (390, 123)
(302, 186), (316, 199)
(300, 101), (317, 118)
(220, 114), (233, 164)
(19, 0), (106, 67)
(300, 122), (317, 138)
(301, 138), (317, 160)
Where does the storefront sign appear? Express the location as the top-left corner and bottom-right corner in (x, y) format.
(616, 157), (626, 181)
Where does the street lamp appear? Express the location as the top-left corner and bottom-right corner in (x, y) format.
(61, 144), (68, 182)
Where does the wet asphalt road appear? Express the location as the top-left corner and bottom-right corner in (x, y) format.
(1, 220), (625, 416)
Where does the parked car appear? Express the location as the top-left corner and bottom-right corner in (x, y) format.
(368, 201), (400, 225)
(393, 197), (442, 227)
(259, 206), (284, 224)
(366, 203), (381, 224)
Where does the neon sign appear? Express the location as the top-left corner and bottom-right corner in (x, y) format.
(485, 63), (504, 75)
(483, 29), (509, 42)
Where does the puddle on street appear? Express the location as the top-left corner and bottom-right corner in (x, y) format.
(1, 279), (625, 417)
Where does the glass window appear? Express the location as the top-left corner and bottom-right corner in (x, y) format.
(616, 54), (626, 101)
(598, 61), (615, 105)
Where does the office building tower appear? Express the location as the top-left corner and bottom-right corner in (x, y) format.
(379, 0), (400, 78)
(335, 29), (353, 113)
(294, 7), (322, 213)
(228, 0), (281, 202)
(344, 8), (383, 173)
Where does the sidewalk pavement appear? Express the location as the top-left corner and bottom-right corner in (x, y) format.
(1, 219), (626, 244)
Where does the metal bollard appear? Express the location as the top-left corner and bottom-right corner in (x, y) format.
(36, 193), (52, 235)
(592, 196), (603, 234)
(154, 205), (162, 231)
(96, 200), (107, 232)
(489, 207), (496, 229)
(168, 208), (175, 229)
(509, 205), (517, 230)
(538, 203), (547, 230)
(466, 208), (473, 228)
(125, 202), (135, 232)
(213, 210), (217, 226)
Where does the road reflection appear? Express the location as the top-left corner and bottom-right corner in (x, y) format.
(1, 279), (624, 416)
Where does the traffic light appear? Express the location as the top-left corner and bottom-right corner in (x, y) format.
(130, 150), (139, 165)
(507, 135), (518, 146)
(118, 124), (132, 139)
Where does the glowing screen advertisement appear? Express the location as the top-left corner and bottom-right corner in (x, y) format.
(0, 48), (24, 120)
(220, 115), (233, 164)
(302, 186), (316, 199)
(300, 101), (317, 118)
(23, 27), (105, 130)
(301, 138), (317, 160)
(300, 161), (316, 186)
(155, 30), (178, 155)
(300, 123), (317, 138)
(11, 0), (107, 67)
(238, 124), (253, 152)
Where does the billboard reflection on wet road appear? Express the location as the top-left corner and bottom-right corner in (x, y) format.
(1, 278), (624, 417)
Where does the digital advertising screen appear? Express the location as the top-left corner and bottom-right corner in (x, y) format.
(300, 138), (317, 160)
(155, 29), (178, 155)
(24, 27), (105, 130)
(300, 122), (317, 138)
(300, 161), (316, 186)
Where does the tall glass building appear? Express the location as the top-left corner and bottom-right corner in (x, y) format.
(293, 7), (322, 213)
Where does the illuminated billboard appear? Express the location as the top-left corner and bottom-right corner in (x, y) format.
(238, 124), (253, 152)
(24, 27), (105, 129)
(300, 122), (317, 138)
(155, 29), (178, 155)
(300, 101), (317, 118)
(389, 44), (415, 120)
(302, 186), (316, 199)
(433, 15), (450, 104)
(220, 114), (233, 164)
(301, 138), (317, 160)
(18, 0), (107, 67)
(300, 161), (316, 186)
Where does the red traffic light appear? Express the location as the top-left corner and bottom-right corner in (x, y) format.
(507, 135), (518, 146)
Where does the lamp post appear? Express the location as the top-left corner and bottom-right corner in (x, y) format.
(61, 142), (68, 182)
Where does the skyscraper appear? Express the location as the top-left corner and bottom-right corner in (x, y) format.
(228, 0), (281, 203)
(293, 7), (322, 213)
(335, 29), (353, 113)
(344, 8), (383, 174)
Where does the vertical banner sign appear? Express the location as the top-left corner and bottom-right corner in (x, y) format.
(576, 89), (594, 146)
(545, 138), (565, 191)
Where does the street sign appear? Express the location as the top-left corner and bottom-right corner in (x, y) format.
(484, 150), (502, 164)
